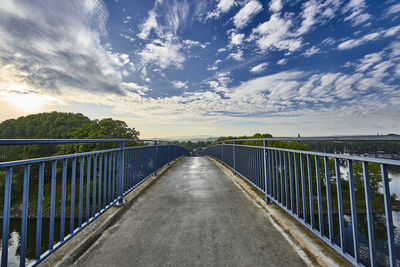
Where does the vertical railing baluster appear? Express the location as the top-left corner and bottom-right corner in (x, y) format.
(36, 162), (45, 260)
(92, 155), (97, 216)
(108, 152), (112, 203)
(324, 157), (333, 241)
(273, 150), (276, 199)
(233, 142), (237, 175)
(300, 154), (307, 222)
(381, 164), (396, 267)
(70, 158), (76, 233)
(112, 152), (116, 200)
(280, 151), (284, 203)
(118, 141), (125, 205)
(20, 165), (30, 267)
(294, 153), (300, 216)
(103, 153), (107, 208)
(284, 152), (289, 207)
(155, 142), (158, 175)
(347, 160), (359, 263)
(363, 162), (376, 266)
(86, 156), (91, 222)
(79, 156), (84, 226)
(307, 155), (314, 228)
(335, 158), (345, 251)
(49, 160), (57, 250)
(289, 153), (294, 212)
(1, 167), (13, 266)
(268, 148), (273, 202)
(263, 141), (270, 203)
(315, 156), (323, 235)
(274, 150), (277, 200)
(60, 159), (67, 241)
(98, 154), (103, 211)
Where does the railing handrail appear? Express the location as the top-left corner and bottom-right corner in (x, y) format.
(206, 144), (400, 166)
(214, 134), (400, 143)
(0, 139), (169, 145)
(0, 144), (181, 168)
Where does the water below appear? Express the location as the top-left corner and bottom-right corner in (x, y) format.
(0, 217), (83, 266)
(1, 167), (400, 266)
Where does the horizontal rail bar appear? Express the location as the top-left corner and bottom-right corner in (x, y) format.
(206, 144), (400, 166)
(0, 145), (184, 168)
(215, 135), (400, 143)
(0, 139), (168, 145)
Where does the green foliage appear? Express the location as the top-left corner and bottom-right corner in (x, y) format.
(216, 133), (310, 151)
(352, 162), (384, 195)
(0, 112), (142, 211)
(57, 118), (141, 154)
(304, 139), (400, 154)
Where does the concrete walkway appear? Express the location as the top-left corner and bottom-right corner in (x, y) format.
(74, 157), (308, 267)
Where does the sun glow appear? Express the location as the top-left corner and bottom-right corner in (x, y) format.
(1, 83), (61, 112)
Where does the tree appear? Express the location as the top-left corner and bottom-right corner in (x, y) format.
(57, 118), (141, 154)
(352, 162), (383, 195)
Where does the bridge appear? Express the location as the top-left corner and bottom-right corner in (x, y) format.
(1, 137), (400, 266)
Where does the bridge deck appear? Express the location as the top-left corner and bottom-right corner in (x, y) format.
(74, 157), (308, 266)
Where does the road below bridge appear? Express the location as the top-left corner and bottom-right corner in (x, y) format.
(74, 157), (309, 266)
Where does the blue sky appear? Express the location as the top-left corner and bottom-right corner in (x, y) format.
(0, 0), (399, 138)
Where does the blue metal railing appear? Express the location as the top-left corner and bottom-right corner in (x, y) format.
(204, 136), (400, 267)
(0, 139), (189, 267)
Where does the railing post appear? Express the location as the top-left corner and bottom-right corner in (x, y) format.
(263, 140), (272, 204)
(221, 142), (224, 162)
(167, 143), (170, 165)
(233, 141), (237, 174)
(117, 141), (126, 205)
(154, 141), (158, 175)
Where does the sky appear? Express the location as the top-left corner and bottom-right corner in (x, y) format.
(0, 0), (400, 138)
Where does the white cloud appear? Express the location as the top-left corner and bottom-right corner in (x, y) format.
(123, 16), (132, 24)
(354, 52), (382, 72)
(302, 45), (321, 57)
(385, 3), (400, 16)
(321, 37), (336, 46)
(277, 59), (287, 65)
(233, 1), (263, 29)
(171, 80), (188, 89)
(207, 59), (223, 71)
(342, 0), (371, 26)
(137, 0), (191, 73)
(183, 39), (208, 49)
(230, 32), (245, 46)
(139, 39), (185, 69)
(137, 10), (158, 39)
(227, 49), (244, 61)
(217, 47), (226, 53)
(337, 25), (400, 50)
(120, 34), (135, 42)
(297, 0), (342, 35)
(269, 0), (283, 13)
(138, 0), (189, 40)
(250, 14), (302, 52)
(0, 0), (126, 95)
(206, 0), (235, 19)
(123, 82), (150, 95)
(250, 63), (268, 73)
(384, 25), (400, 37)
